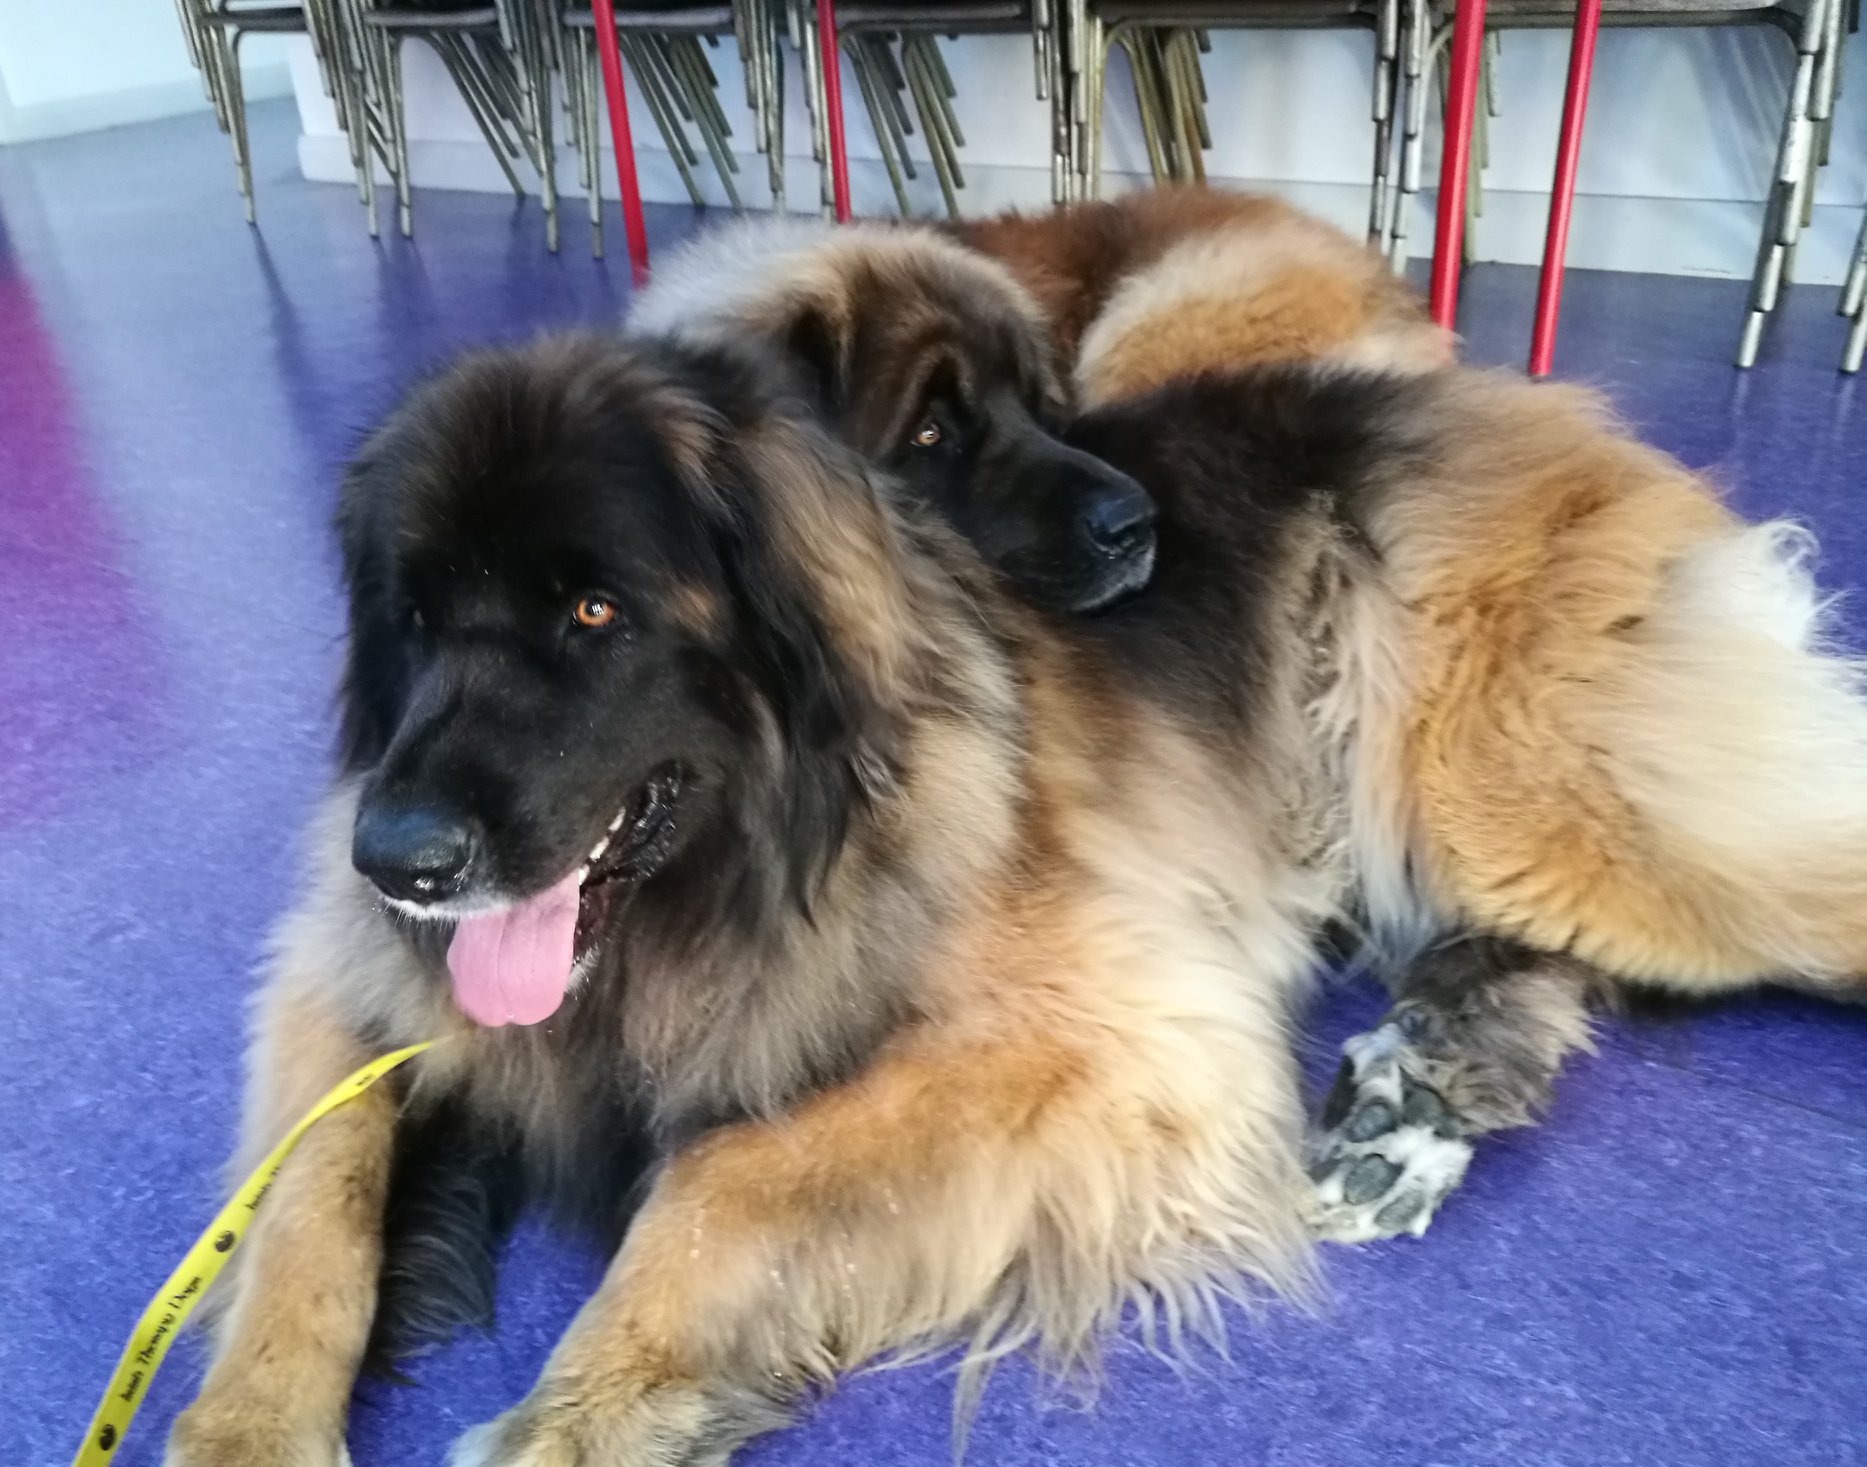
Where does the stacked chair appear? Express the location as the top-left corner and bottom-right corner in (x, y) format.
(345, 0), (562, 247)
(1381, 0), (1854, 365)
(174, 0), (1863, 371)
(1059, 0), (1403, 243)
(559, 1), (788, 253)
(174, 0), (380, 224)
(794, 0), (1064, 214)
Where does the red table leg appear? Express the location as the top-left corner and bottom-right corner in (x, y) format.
(591, 0), (652, 285)
(1428, 0), (1488, 328)
(816, 0), (853, 222)
(1528, 0), (1602, 376)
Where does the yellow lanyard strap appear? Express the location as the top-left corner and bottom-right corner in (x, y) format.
(72, 1041), (436, 1467)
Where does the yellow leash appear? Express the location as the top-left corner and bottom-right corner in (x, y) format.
(72, 1040), (436, 1467)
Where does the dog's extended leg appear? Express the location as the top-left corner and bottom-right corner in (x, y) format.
(448, 1019), (1279, 1467)
(164, 984), (399, 1467)
(448, 1041), (1055, 1467)
(1308, 936), (1598, 1244)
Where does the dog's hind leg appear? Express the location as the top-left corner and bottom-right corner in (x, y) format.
(164, 984), (400, 1467)
(1307, 936), (1598, 1244)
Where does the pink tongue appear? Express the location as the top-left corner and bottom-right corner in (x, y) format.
(446, 870), (582, 1027)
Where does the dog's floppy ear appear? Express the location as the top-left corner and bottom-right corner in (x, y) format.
(695, 425), (911, 905)
(333, 451), (409, 774)
(779, 299), (851, 421)
(706, 485), (874, 906)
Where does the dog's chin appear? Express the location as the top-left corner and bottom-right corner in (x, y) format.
(1026, 537), (1158, 616)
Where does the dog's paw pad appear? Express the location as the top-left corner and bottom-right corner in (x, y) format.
(1307, 1022), (1473, 1244)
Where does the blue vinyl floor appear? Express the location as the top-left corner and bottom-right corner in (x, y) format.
(3, 100), (1865, 1467)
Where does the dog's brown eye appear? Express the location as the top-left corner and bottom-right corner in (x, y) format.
(573, 596), (618, 629)
(910, 421), (942, 449)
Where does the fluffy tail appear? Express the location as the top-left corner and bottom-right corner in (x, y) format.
(1582, 521), (1867, 989)
(1398, 374), (1867, 993)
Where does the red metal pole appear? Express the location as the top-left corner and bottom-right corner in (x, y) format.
(816, 0), (853, 222)
(1528, 0), (1602, 376)
(1428, 0), (1488, 328)
(591, 0), (652, 285)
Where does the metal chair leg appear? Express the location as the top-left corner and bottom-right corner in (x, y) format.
(381, 33), (415, 237)
(1842, 199), (1867, 318)
(622, 35), (708, 206)
(516, 13), (559, 253)
(796, 3), (834, 209)
(1528, 0), (1601, 376)
(1836, 198), (1866, 371)
(904, 39), (962, 215)
(1114, 32), (1170, 183)
(1736, 0), (1830, 366)
(1082, 10), (1110, 197)
(433, 37), (528, 198)
(1369, 0), (1400, 245)
(1428, 0), (1488, 328)
(1844, 313), (1867, 374)
(203, 25), (257, 222)
(579, 31), (606, 257)
(848, 39), (912, 214)
(673, 38), (746, 204)
(1173, 31), (1209, 175)
(660, 37), (745, 207)
(590, 0), (654, 282)
(1391, 6), (1446, 269)
(816, 0), (853, 220)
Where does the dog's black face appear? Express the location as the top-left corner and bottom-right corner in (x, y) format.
(337, 338), (871, 1028)
(877, 370), (1156, 615)
(783, 259), (1156, 614)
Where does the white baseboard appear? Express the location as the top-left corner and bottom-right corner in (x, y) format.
(296, 132), (1862, 287)
(0, 64), (294, 145)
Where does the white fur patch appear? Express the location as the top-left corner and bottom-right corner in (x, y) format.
(1599, 520), (1867, 873)
(628, 215), (843, 337)
(1075, 218), (1449, 405)
(1307, 1022), (1474, 1245)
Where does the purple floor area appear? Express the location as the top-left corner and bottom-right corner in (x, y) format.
(4, 101), (1866, 1467)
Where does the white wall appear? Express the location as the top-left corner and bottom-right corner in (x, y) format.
(0, 0), (293, 143)
(292, 25), (1867, 281)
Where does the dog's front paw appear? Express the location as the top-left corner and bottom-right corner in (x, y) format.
(450, 1412), (570, 1467)
(1306, 1021), (1473, 1243)
(452, 1385), (745, 1467)
(163, 1398), (351, 1467)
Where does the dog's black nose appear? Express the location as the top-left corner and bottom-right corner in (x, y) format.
(352, 802), (477, 904)
(1080, 483), (1156, 556)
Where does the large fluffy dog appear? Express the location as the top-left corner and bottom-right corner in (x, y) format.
(639, 202), (1867, 1242)
(168, 333), (1331, 1467)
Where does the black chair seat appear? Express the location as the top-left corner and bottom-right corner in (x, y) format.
(562, 4), (738, 30)
(1471, 0), (1798, 17)
(1093, 0), (1372, 25)
(201, 4), (309, 32)
(365, 5), (502, 30)
(835, 1), (1030, 28)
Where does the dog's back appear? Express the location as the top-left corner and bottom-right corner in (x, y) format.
(1082, 358), (1867, 992)
(956, 187), (1452, 404)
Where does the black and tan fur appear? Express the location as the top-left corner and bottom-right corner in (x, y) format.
(643, 199), (1867, 1241)
(952, 186), (1454, 400)
(167, 333), (1341, 1467)
(168, 205), (1867, 1466)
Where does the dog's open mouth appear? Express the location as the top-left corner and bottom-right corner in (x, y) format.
(446, 766), (684, 1028)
